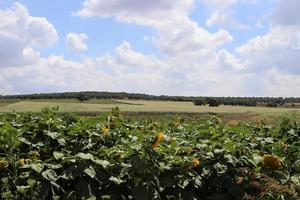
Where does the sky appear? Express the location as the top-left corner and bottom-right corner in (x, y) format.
(0, 0), (299, 97)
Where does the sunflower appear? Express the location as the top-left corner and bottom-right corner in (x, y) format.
(235, 176), (244, 185)
(262, 154), (282, 170)
(103, 127), (109, 136)
(29, 151), (40, 160)
(151, 132), (164, 149)
(0, 160), (9, 170)
(192, 158), (200, 168)
(18, 158), (25, 167)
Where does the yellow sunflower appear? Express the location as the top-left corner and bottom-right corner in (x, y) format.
(192, 158), (200, 168)
(18, 158), (25, 167)
(103, 127), (109, 136)
(151, 132), (164, 149)
(262, 154), (282, 170)
(0, 160), (9, 170)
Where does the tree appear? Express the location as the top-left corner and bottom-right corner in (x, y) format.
(77, 94), (90, 102)
(194, 98), (206, 106)
(206, 98), (220, 107)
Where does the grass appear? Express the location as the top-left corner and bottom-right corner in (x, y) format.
(0, 99), (20, 108)
(0, 99), (299, 120)
(21, 98), (140, 105)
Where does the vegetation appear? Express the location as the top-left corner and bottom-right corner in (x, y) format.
(1, 91), (300, 108)
(1, 100), (300, 120)
(77, 94), (90, 102)
(0, 108), (299, 199)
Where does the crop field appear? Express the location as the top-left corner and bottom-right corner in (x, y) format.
(0, 100), (20, 108)
(1, 99), (299, 115)
(0, 108), (299, 199)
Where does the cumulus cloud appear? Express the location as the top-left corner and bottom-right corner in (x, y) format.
(237, 0), (300, 74)
(202, 0), (238, 9)
(66, 33), (88, 52)
(0, 3), (58, 68)
(77, 0), (232, 59)
(1, 1), (300, 97)
(202, 0), (251, 29)
(206, 11), (250, 29)
(272, 0), (300, 26)
(77, 0), (195, 28)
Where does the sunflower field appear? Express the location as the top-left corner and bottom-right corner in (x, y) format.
(0, 107), (299, 200)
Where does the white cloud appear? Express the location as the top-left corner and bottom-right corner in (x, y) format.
(237, 25), (300, 74)
(233, 0), (300, 97)
(1, 0), (300, 97)
(217, 49), (247, 70)
(202, 0), (251, 29)
(272, 0), (300, 26)
(77, 0), (233, 59)
(263, 69), (300, 97)
(155, 20), (233, 58)
(202, 0), (238, 9)
(0, 3), (58, 68)
(1, 38), (300, 96)
(206, 11), (250, 29)
(77, 0), (195, 28)
(66, 33), (88, 52)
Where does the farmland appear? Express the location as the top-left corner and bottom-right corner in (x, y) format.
(0, 99), (299, 117)
(0, 98), (300, 199)
(0, 107), (299, 199)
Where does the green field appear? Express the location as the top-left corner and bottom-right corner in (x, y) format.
(0, 108), (299, 199)
(1, 99), (300, 124)
(0, 99), (299, 113)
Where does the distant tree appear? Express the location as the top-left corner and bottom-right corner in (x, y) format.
(207, 98), (220, 107)
(194, 98), (206, 106)
(77, 94), (90, 102)
(266, 102), (278, 107)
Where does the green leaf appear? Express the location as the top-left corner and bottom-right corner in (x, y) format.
(291, 174), (300, 190)
(213, 163), (227, 174)
(293, 160), (300, 173)
(30, 163), (44, 173)
(53, 151), (64, 160)
(92, 159), (110, 169)
(17, 185), (30, 194)
(44, 131), (60, 139)
(109, 176), (124, 185)
(77, 153), (94, 160)
(57, 138), (66, 146)
(18, 137), (31, 145)
(84, 166), (96, 178)
(42, 169), (58, 182)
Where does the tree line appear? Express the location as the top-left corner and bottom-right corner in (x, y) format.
(0, 91), (299, 107)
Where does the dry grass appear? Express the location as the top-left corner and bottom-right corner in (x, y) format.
(0, 100), (299, 116)
(0, 100), (20, 108)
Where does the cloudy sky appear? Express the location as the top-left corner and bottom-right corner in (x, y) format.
(0, 0), (299, 96)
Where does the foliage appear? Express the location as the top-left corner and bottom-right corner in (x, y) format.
(1, 91), (299, 107)
(77, 94), (90, 102)
(0, 109), (299, 199)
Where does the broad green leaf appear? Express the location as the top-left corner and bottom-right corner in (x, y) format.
(53, 151), (64, 160)
(77, 153), (94, 160)
(30, 163), (44, 173)
(84, 166), (96, 178)
(109, 176), (123, 185)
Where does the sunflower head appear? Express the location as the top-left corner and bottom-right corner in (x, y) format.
(103, 127), (109, 136)
(18, 158), (25, 167)
(235, 176), (245, 185)
(192, 158), (200, 168)
(0, 160), (9, 170)
(262, 154), (282, 170)
(151, 132), (164, 149)
(29, 151), (40, 160)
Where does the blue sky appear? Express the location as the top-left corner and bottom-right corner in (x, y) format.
(0, 0), (299, 96)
